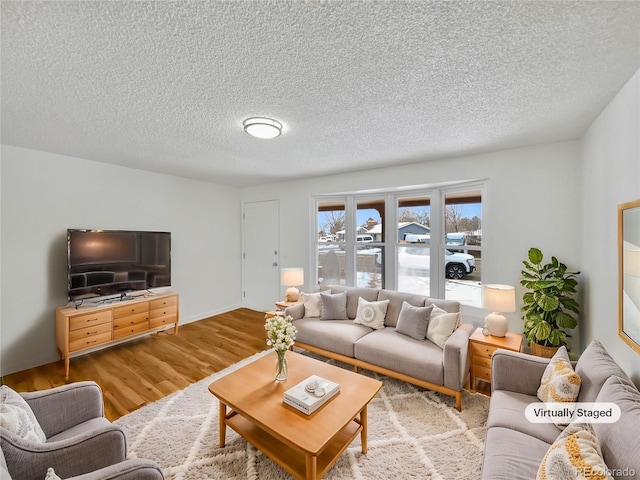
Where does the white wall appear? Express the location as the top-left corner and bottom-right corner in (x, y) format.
(581, 69), (640, 384)
(242, 140), (583, 338)
(0, 145), (242, 375)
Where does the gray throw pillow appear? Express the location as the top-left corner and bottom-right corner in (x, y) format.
(320, 291), (348, 320)
(395, 302), (434, 340)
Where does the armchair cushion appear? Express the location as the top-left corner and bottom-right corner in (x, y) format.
(0, 385), (46, 442)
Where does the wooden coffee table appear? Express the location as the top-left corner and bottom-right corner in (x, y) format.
(208, 350), (382, 480)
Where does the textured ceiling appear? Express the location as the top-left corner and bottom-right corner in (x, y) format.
(2, 1), (639, 187)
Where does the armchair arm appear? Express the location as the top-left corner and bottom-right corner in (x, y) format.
(284, 302), (304, 320)
(23, 382), (104, 438)
(1, 423), (126, 480)
(443, 323), (474, 391)
(68, 459), (164, 480)
(491, 349), (551, 395)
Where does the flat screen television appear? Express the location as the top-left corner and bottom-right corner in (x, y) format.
(67, 229), (171, 301)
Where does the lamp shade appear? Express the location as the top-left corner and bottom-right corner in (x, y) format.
(281, 268), (304, 303)
(483, 284), (516, 312)
(281, 268), (304, 287)
(483, 284), (515, 337)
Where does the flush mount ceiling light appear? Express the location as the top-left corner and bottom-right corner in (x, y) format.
(243, 117), (283, 139)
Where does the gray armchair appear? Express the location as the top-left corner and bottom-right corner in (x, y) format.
(0, 381), (163, 480)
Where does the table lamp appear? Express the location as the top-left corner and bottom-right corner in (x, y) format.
(281, 268), (304, 302)
(483, 284), (516, 337)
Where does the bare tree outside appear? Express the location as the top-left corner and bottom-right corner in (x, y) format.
(322, 211), (345, 236)
(398, 207), (430, 228)
(445, 205), (465, 233)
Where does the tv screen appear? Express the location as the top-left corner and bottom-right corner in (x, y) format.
(68, 229), (171, 301)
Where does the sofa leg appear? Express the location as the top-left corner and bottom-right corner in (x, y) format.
(353, 365), (358, 373)
(455, 393), (462, 412)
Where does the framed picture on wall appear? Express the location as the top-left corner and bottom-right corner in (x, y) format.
(619, 199), (640, 354)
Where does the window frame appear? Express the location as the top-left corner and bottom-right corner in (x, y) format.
(312, 181), (485, 308)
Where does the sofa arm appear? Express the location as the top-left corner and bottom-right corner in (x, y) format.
(491, 349), (551, 395)
(23, 382), (104, 438)
(284, 302), (304, 320)
(68, 459), (164, 480)
(1, 423), (126, 480)
(443, 323), (474, 391)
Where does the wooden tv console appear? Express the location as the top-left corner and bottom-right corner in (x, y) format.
(55, 291), (179, 379)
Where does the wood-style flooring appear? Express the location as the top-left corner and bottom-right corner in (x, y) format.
(2, 308), (267, 421)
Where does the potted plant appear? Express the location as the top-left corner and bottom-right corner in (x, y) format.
(520, 247), (580, 358)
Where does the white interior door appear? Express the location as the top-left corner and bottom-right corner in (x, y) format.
(243, 200), (280, 311)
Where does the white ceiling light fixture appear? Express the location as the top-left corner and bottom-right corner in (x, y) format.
(243, 117), (283, 139)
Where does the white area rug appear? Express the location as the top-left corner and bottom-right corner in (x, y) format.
(115, 350), (489, 479)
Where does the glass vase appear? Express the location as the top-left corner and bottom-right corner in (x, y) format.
(275, 350), (288, 381)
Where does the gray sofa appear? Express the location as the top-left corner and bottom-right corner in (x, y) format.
(285, 285), (473, 411)
(482, 340), (640, 480)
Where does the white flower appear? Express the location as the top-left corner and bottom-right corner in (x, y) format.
(265, 315), (297, 352)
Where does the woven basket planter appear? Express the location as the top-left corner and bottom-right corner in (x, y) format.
(530, 342), (560, 358)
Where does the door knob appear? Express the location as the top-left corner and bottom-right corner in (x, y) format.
(273, 262), (278, 266)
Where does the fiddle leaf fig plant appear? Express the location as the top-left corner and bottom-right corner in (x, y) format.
(520, 247), (580, 348)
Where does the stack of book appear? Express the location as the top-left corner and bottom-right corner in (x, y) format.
(283, 375), (340, 415)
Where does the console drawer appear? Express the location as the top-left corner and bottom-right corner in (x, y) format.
(150, 295), (177, 310)
(69, 310), (112, 331)
(150, 313), (177, 329)
(113, 302), (149, 319)
(113, 321), (149, 340)
(69, 321), (112, 343)
(70, 331), (112, 352)
(112, 312), (149, 330)
(150, 304), (177, 319)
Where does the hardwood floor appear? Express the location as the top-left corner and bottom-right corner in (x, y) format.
(2, 308), (268, 421)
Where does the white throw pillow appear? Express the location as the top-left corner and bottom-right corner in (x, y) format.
(354, 297), (390, 329)
(537, 423), (613, 480)
(537, 345), (581, 427)
(425, 306), (459, 348)
(0, 385), (47, 443)
(301, 290), (329, 318)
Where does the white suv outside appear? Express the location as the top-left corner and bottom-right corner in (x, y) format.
(397, 247), (475, 279)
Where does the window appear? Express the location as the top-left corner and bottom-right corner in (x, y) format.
(443, 190), (482, 306)
(316, 200), (345, 286)
(313, 183), (483, 307)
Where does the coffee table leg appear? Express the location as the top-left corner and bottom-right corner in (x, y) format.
(361, 404), (368, 454)
(305, 453), (317, 480)
(219, 400), (227, 448)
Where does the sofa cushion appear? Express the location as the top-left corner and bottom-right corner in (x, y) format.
(426, 297), (461, 314)
(326, 285), (380, 319)
(537, 346), (581, 427)
(536, 423), (611, 480)
(301, 291), (326, 318)
(395, 302), (433, 340)
(426, 306), (459, 348)
(593, 375), (640, 477)
(487, 390), (563, 445)
(293, 318), (371, 358)
(575, 340), (629, 403)
(353, 297), (390, 330)
(377, 290), (428, 327)
(320, 291), (348, 320)
(481, 427), (551, 480)
(354, 327), (444, 384)
(0, 385), (47, 443)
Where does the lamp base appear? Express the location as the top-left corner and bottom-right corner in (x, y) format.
(485, 312), (508, 337)
(284, 286), (300, 303)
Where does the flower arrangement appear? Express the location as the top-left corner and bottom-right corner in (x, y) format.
(265, 314), (298, 352)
